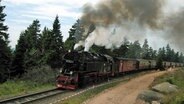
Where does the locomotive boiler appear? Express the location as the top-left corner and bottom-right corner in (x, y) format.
(56, 51), (114, 90)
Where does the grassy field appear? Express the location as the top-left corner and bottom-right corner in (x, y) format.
(0, 80), (55, 99)
(151, 68), (184, 104)
(0, 66), (56, 100)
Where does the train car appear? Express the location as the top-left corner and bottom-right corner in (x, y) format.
(117, 58), (139, 73)
(111, 57), (120, 76)
(149, 60), (157, 69)
(171, 62), (176, 68)
(162, 61), (171, 68)
(137, 59), (150, 70)
(56, 51), (113, 90)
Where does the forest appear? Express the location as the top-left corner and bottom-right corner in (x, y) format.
(0, 1), (184, 83)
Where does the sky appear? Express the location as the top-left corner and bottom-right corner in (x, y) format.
(1, 0), (100, 48)
(1, 0), (184, 50)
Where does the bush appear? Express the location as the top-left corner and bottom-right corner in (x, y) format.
(21, 65), (58, 84)
(0, 65), (58, 98)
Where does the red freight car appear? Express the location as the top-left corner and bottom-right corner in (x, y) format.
(118, 58), (139, 73)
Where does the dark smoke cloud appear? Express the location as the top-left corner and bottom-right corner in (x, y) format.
(165, 9), (184, 51)
(81, 0), (164, 30)
(75, 0), (165, 51)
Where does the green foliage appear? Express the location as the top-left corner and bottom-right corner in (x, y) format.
(125, 40), (142, 58)
(64, 21), (77, 51)
(0, 65), (56, 99)
(11, 32), (27, 76)
(0, 1), (12, 82)
(152, 69), (184, 104)
(23, 20), (41, 69)
(45, 15), (64, 68)
(21, 65), (57, 84)
(0, 80), (54, 99)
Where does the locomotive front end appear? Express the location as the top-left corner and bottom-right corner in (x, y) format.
(56, 72), (78, 90)
(56, 52), (80, 90)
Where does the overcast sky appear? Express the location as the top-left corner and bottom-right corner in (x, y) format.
(2, 0), (100, 48)
(1, 0), (184, 50)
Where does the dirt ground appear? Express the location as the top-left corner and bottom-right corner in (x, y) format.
(84, 70), (171, 104)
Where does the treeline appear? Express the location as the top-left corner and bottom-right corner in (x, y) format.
(90, 39), (184, 63)
(0, 2), (184, 83)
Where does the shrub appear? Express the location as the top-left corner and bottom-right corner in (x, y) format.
(21, 65), (58, 84)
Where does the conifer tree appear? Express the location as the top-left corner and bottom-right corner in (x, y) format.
(48, 15), (64, 68)
(142, 39), (149, 59)
(64, 20), (79, 51)
(0, 1), (12, 82)
(40, 27), (53, 64)
(11, 32), (26, 76)
(24, 20), (41, 68)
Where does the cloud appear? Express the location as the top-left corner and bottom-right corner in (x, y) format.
(2, 0), (184, 51)
(5, 0), (100, 6)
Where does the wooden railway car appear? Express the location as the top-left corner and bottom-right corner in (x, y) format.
(137, 59), (150, 70)
(117, 58), (139, 73)
(149, 60), (157, 69)
(162, 61), (171, 68)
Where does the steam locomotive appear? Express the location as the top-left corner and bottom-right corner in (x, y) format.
(56, 51), (183, 90)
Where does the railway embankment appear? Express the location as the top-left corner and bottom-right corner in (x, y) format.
(138, 68), (184, 104)
(83, 68), (184, 104)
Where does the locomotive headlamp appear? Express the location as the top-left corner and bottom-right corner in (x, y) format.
(70, 71), (73, 75)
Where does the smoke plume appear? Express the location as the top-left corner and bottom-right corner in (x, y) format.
(74, 0), (165, 51)
(164, 9), (184, 51)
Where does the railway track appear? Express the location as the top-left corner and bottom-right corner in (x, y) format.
(0, 71), (153, 104)
(0, 88), (65, 104)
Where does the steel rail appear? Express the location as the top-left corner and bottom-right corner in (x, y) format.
(0, 88), (65, 104)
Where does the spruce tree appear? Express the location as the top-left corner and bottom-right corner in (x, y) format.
(11, 32), (26, 76)
(142, 39), (149, 59)
(0, 1), (12, 82)
(24, 20), (41, 69)
(48, 15), (64, 68)
(64, 21), (78, 51)
(40, 27), (53, 64)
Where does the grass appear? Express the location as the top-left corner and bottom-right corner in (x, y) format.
(151, 68), (184, 104)
(0, 80), (55, 99)
(0, 65), (57, 100)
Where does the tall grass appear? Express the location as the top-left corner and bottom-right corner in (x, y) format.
(0, 65), (57, 99)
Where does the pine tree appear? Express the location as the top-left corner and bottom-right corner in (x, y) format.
(165, 44), (171, 61)
(64, 20), (79, 51)
(11, 32), (26, 76)
(126, 40), (141, 58)
(142, 39), (149, 59)
(156, 48), (164, 70)
(39, 27), (53, 64)
(48, 15), (64, 68)
(24, 20), (41, 69)
(0, 1), (12, 82)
